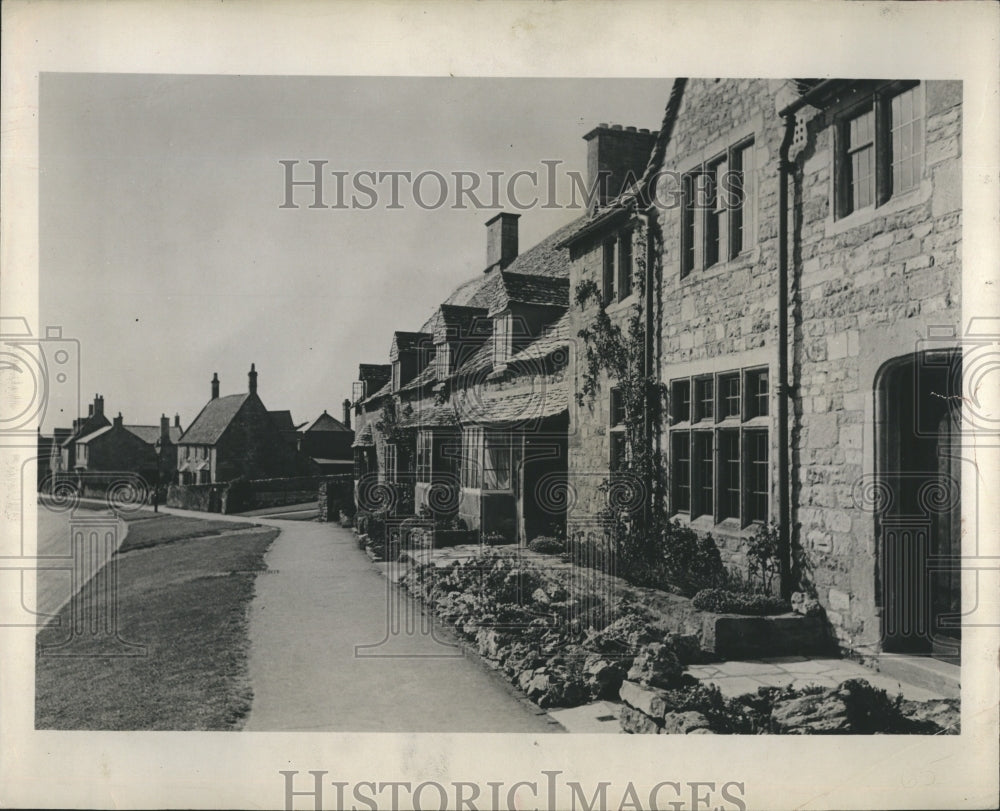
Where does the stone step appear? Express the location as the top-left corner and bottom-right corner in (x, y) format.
(873, 654), (960, 700)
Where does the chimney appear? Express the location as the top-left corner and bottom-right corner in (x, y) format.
(160, 414), (170, 443)
(342, 399), (352, 429)
(211, 372), (220, 400)
(485, 212), (520, 272)
(174, 413), (181, 429)
(583, 123), (658, 213)
(113, 412), (123, 428)
(94, 394), (104, 417)
(88, 404), (94, 418)
(248, 363), (258, 395)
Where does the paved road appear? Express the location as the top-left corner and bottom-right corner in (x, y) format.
(243, 518), (560, 732)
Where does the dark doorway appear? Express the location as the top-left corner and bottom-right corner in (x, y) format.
(876, 350), (961, 660)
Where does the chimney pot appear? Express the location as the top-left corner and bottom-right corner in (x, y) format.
(174, 413), (181, 428)
(582, 122), (658, 213)
(611, 124), (623, 130)
(211, 372), (220, 400)
(160, 414), (170, 442)
(248, 363), (258, 395)
(113, 412), (123, 428)
(342, 398), (352, 429)
(484, 212), (520, 271)
(626, 125), (637, 132)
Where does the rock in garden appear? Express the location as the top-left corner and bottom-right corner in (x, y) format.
(771, 691), (851, 734)
(619, 679), (669, 719)
(627, 642), (683, 688)
(619, 704), (661, 735)
(659, 711), (713, 734)
(791, 591), (823, 617)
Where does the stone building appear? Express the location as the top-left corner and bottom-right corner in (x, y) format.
(54, 394), (110, 472)
(298, 406), (354, 474)
(177, 365), (318, 484)
(563, 78), (963, 665)
(74, 412), (183, 482)
(351, 213), (577, 542)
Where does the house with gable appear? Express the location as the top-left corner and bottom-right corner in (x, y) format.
(298, 404), (355, 474)
(351, 211), (579, 543)
(55, 394), (111, 473)
(177, 365), (317, 484)
(562, 78), (963, 671)
(74, 412), (183, 483)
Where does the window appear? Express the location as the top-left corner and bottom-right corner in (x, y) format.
(352, 381), (366, 403)
(483, 431), (514, 491)
(719, 373), (741, 419)
(416, 430), (433, 482)
(383, 444), (398, 482)
(671, 379), (691, 424)
(668, 365), (770, 526)
(435, 343), (451, 379)
(694, 376), (714, 422)
(745, 368), (769, 419)
(610, 433), (627, 472)
(610, 387), (626, 427)
(835, 82), (924, 218)
(602, 230), (634, 303)
(680, 137), (756, 277)
(391, 361), (401, 392)
(460, 427), (483, 488)
(493, 313), (512, 366)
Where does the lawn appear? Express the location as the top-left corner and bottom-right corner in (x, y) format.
(35, 517), (278, 730)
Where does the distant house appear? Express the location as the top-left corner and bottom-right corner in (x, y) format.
(176, 365), (318, 484)
(298, 404), (354, 475)
(55, 394), (111, 472)
(268, 410), (304, 448)
(74, 413), (183, 483)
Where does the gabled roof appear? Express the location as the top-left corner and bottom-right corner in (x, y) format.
(178, 393), (249, 445)
(399, 361), (438, 393)
(358, 363), (391, 384)
(302, 410), (351, 433)
(124, 424), (184, 445)
(361, 379), (392, 406)
(268, 410), (296, 433)
(390, 331), (434, 357)
(61, 414), (110, 446)
(507, 310), (572, 370)
(75, 425), (113, 445)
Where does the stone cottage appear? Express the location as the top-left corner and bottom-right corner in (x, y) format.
(74, 412), (183, 483)
(563, 78), (963, 666)
(298, 405), (355, 474)
(177, 365), (318, 484)
(351, 213), (578, 543)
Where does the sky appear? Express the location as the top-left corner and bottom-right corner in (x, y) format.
(40, 74), (671, 433)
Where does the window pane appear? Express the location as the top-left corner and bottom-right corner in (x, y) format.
(610, 433), (626, 472)
(671, 432), (690, 513)
(692, 431), (713, 519)
(890, 86), (924, 196)
(671, 379), (691, 423)
(484, 432), (511, 490)
(731, 141), (754, 256)
(746, 368), (769, 418)
(719, 429), (740, 520)
(610, 387), (625, 427)
(719, 373), (741, 418)
(747, 430), (769, 522)
(681, 173), (696, 277)
(694, 377), (714, 422)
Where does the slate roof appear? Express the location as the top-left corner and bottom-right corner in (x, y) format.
(125, 425), (184, 445)
(62, 414), (110, 446)
(399, 362), (438, 393)
(178, 393), (249, 445)
(391, 331), (434, 356)
(75, 425), (112, 445)
(302, 411), (352, 433)
(361, 379), (392, 406)
(268, 410), (297, 434)
(452, 379), (568, 425)
(351, 423), (374, 448)
(507, 311), (572, 370)
(396, 402), (459, 429)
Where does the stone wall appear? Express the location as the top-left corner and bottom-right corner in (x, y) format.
(318, 475), (356, 522)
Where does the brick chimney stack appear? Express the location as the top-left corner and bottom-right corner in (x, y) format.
(174, 414), (181, 429)
(248, 363), (258, 395)
(113, 412), (123, 428)
(485, 212), (520, 272)
(211, 373), (220, 400)
(583, 123), (658, 213)
(342, 398), (351, 429)
(160, 414), (170, 443)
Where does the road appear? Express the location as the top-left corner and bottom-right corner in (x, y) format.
(243, 517), (560, 732)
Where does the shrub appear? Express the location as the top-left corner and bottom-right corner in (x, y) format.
(691, 587), (791, 615)
(527, 536), (565, 554)
(745, 522), (781, 593)
(657, 521), (725, 595)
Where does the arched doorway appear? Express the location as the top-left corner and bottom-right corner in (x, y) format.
(875, 349), (961, 661)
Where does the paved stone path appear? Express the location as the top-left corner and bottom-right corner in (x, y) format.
(687, 655), (945, 701)
(242, 518), (560, 732)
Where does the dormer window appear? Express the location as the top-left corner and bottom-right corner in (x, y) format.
(435, 343), (451, 378)
(493, 312), (512, 366)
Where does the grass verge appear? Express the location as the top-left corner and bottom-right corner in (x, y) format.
(35, 521), (278, 730)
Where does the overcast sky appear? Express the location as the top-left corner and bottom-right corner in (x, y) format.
(40, 74), (670, 432)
